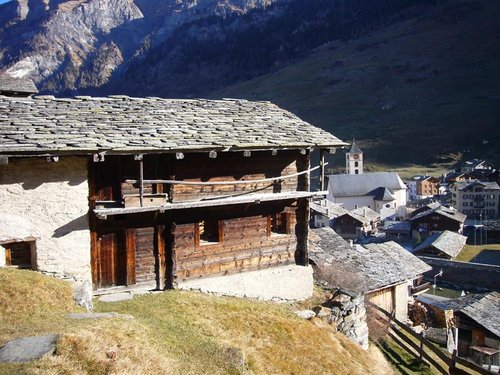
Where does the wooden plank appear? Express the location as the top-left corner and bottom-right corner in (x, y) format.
(156, 224), (166, 290)
(454, 355), (496, 375)
(4, 247), (11, 266)
(125, 228), (136, 286)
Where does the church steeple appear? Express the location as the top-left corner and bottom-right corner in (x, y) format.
(346, 139), (363, 175)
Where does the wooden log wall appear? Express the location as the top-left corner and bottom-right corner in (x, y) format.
(172, 206), (298, 281)
(134, 227), (156, 284)
(170, 151), (302, 202)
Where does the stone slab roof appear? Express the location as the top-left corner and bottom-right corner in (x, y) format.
(309, 227), (432, 293)
(327, 172), (406, 198)
(461, 292), (500, 338)
(350, 206), (380, 223)
(0, 76), (38, 95)
(414, 230), (467, 259)
(411, 205), (466, 223)
(454, 180), (500, 191)
(0, 95), (347, 154)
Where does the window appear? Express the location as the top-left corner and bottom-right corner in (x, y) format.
(385, 204), (390, 208)
(463, 202), (468, 207)
(354, 161), (359, 167)
(196, 220), (222, 245)
(4, 241), (34, 269)
(354, 169), (359, 174)
(268, 212), (290, 235)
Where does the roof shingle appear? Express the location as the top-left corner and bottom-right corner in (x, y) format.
(0, 95), (346, 154)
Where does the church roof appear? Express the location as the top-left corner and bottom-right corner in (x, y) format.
(327, 172), (406, 198)
(347, 140), (363, 154)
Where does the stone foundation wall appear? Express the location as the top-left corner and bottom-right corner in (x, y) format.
(177, 265), (314, 301)
(0, 157), (92, 302)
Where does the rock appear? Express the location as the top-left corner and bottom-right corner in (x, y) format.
(99, 292), (134, 302)
(0, 334), (58, 363)
(66, 312), (134, 320)
(295, 310), (316, 319)
(72, 279), (93, 311)
(312, 306), (332, 318)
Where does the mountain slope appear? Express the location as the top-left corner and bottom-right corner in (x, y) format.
(212, 0), (500, 167)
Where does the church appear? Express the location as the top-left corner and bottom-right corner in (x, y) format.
(327, 141), (407, 220)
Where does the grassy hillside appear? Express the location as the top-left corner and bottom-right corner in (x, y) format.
(213, 0), (500, 171)
(0, 269), (394, 374)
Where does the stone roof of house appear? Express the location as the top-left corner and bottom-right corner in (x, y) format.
(327, 172), (406, 198)
(309, 227), (431, 293)
(384, 220), (411, 232)
(347, 140), (362, 154)
(428, 293), (487, 312)
(0, 95), (347, 154)
(461, 292), (500, 338)
(411, 205), (466, 224)
(414, 230), (467, 259)
(351, 206), (380, 222)
(0, 76), (38, 95)
(454, 180), (500, 191)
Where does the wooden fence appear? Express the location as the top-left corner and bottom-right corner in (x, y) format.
(368, 302), (498, 375)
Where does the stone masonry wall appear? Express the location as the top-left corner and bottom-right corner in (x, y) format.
(328, 290), (369, 350)
(0, 157), (91, 300)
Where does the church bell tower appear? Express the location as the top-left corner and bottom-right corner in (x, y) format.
(346, 139), (363, 175)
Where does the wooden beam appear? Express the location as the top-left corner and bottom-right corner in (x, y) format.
(319, 149), (326, 191)
(156, 224), (166, 290)
(94, 190), (328, 218)
(138, 156), (144, 207)
(125, 228), (136, 286)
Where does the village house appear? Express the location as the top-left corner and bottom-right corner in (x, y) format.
(410, 203), (466, 240)
(0, 76), (38, 97)
(413, 230), (467, 259)
(418, 292), (500, 370)
(407, 175), (440, 201)
(332, 206), (380, 240)
(327, 172), (407, 220)
(309, 199), (349, 228)
(451, 180), (500, 219)
(0, 89), (347, 306)
(309, 227), (431, 321)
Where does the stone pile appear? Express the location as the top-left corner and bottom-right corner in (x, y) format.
(326, 290), (369, 350)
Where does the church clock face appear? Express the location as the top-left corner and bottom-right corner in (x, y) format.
(353, 154), (359, 160)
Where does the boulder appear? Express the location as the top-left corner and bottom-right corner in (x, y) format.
(0, 334), (58, 363)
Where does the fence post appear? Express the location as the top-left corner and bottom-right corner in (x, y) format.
(419, 334), (424, 361)
(450, 349), (457, 374)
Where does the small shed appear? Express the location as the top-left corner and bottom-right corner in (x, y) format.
(410, 204), (466, 240)
(333, 206), (380, 239)
(309, 228), (431, 321)
(413, 230), (467, 259)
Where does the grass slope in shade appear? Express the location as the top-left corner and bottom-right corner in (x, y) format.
(0, 268), (394, 374)
(456, 244), (500, 263)
(213, 0), (500, 170)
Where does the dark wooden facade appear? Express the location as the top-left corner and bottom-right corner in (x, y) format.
(411, 214), (462, 239)
(89, 150), (311, 290)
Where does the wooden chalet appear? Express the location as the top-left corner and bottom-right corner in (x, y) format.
(0, 93), (346, 301)
(410, 204), (466, 240)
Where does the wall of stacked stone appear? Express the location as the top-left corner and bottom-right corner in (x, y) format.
(327, 290), (369, 350)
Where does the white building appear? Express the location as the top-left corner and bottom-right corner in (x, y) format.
(327, 172), (407, 220)
(345, 140), (364, 175)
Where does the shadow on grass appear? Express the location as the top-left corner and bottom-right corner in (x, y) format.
(376, 339), (434, 375)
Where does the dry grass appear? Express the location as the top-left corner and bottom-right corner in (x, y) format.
(456, 244), (500, 262)
(1, 268), (395, 374)
(95, 290), (391, 374)
(0, 269), (170, 375)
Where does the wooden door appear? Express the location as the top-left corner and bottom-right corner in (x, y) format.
(95, 231), (128, 288)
